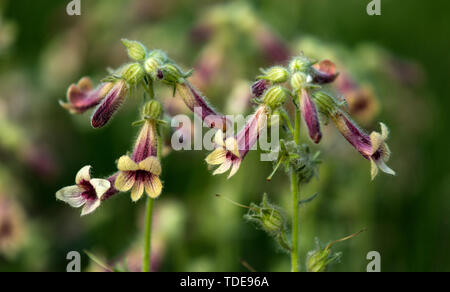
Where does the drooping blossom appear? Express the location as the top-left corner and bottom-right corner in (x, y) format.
(300, 89), (322, 144)
(205, 105), (269, 178)
(330, 111), (395, 179)
(91, 79), (129, 128)
(60, 77), (114, 114)
(251, 79), (270, 98)
(115, 119), (163, 201)
(56, 166), (117, 216)
(176, 81), (231, 131)
(311, 60), (339, 84)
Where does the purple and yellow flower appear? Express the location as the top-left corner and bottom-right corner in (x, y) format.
(115, 119), (162, 201)
(330, 112), (395, 180)
(176, 81), (231, 131)
(56, 166), (116, 216)
(59, 77), (115, 114)
(91, 79), (129, 128)
(205, 105), (269, 178)
(300, 89), (322, 144)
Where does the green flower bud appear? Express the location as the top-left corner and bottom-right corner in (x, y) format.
(311, 91), (341, 115)
(289, 56), (311, 73)
(144, 50), (168, 79)
(259, 66), (290, 83)
(142, 100), (162, 120)
(290, 72), (308, 92)
(245, 194), (287, 236)
(262, 86), (288, 109)
(121, 39), (147, 61)
(306, 248), (335, 272)
(157, 64), (187, 85)
(121, 63), (145, 85)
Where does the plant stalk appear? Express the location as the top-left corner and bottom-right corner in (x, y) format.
(291, 107), (301, 272)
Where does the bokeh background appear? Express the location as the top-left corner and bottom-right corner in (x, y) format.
(0, 0), (449, 272)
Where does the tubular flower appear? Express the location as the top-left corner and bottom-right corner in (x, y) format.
(60, 77), (115, 114)
(311, 60), (339, 84)
(300, 89), (322, 144)
(330, 112), (395, 180)
(176, 81), (231, 131)
(115, 119), (163, 201)
(91, 79), (129, 128)
(56, 166), (116, 216)
(205, 105), (269, 178)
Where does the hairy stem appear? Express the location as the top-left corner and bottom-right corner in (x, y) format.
(291, 107), (301, 272)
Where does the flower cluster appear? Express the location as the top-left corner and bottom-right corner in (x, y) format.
(56, 39), (236, 215)
(206, 54), (394, 180)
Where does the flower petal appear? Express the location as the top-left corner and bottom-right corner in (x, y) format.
(117, 155), (139, 171)
(300, 89), (322, 144)
(225, 137), (240, 158)
(81, 199), (101, 216)
(131, 180), (145, 202)
(369, 132), (384, 155)
(205, 148), (227, 165)
(370, 159), (379, 180)
(115, 171), (136, 192)
(75, 165), (91, 185)
(144, 175), (163, 199)
(91, 81), (128, 128)
(138, 156), (162, 175)
(56, 185), (86, 208)
(213, 159), (232, 175)
(214, 130), (225, 147)
(89, 178), (111, 199)
(380, 122), (389, 140)
(228, 159), (242, 179)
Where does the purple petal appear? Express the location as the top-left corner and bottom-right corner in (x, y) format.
(61, 78), (111, 114)
(236, 105), (269, 157)
(331, 111), (372, 157)
(300, 89), (322, 144)
(91, 81), (128, 128)
(132, 121), (158, 162)
(251, 79), (270, 97)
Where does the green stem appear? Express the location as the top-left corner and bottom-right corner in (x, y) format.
(291, 107), (301, 272)
(142, 197), (154, 272)
(142, 81), (158, 273)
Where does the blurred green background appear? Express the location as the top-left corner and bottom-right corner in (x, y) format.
(0, 0), (449, 272)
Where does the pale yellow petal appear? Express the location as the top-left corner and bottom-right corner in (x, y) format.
(369, 132), (384, 155)
(117, 156), (139, 171)
(89, 178), (111, 199)
(138, 156), (162, 175)
(76, 165), (91, 184)
(56, 185), (85, 208)
(114, 171), (135, 192)
(225, 137), (240, 158)
(205, 148), (227, 165)
(214, 130), (225, 147)
(131, 181), (145, 202)
(213, 159), (232, 175)
(380, 122), (389, 140)
(227, 159), (242, 179)
(145, 176), (163, 199)
(370, 159), (379, 181)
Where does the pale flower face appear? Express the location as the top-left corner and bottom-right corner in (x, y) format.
(56, 166), (111, 216)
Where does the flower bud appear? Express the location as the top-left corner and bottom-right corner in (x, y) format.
(251, 79), (270, 97)
(157, 64), (185, 85)
(142, 100), (162, 120)
(262, 86), (288, 109)
(289, 56), (311, 73)
(245, 194), (286, 236)
(259, 66), (289, 83)
(121, 63), (145, 85)
(144, 50), (168, 79)
(290, 72), (307, 92)
(121, 39), (147, 61)
(306, 247), (334, 272)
